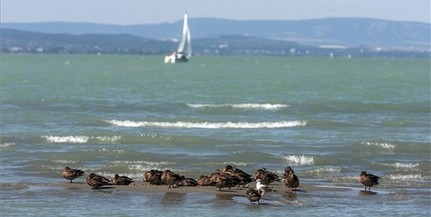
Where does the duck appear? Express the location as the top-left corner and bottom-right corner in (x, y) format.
(358, 171), (381, 191)
(252, 168), (281, 185)
(177, 177), (198, 187)
(86, 173), (112, 189)
(62, 167), (84, 183)
(161, 170), (185, 188)
(283, 166), (299, 191)
(197, 175), (214, 186)
(222, 165), (253, 189)
(111, 174), (134, 185)
(143, 169), (163, 185)
(245, 188), (262, 204)
(210, 170), (238, 191)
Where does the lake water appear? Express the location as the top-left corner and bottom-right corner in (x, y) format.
(1, 55), (430, 216)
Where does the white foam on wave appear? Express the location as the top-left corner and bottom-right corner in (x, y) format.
(382, 162), (420, 170)
(52, 159), (78, 164)
(363, 141), (396, 150)
(42, 135), (121, 143)
(94, 136), (121, 142)
(107, 120), (306, 129)
(187, 103), (289, 110)
(0, 143), (15, 148)
(308, 167), (341, 173)
(387, 174), (423, 181)
(42, 135), (89, 143)
(283, 155), (314, 165)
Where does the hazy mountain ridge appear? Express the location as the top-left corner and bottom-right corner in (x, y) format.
(3, 18), (430, 49)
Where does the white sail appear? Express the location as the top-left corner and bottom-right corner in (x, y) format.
(177, 13), (188, 53)
(164, 13), (192, 63)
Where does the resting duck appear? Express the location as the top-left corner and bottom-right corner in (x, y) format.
(177, 177), (198, 187)
(283, 166), (299, 191)
(161, 170), (185, 188)
(252, 168), (281, 185)
(86, 173), (112, 189)
(111, 174), (134, 185)
(143, 169), (163, 185)
(62, 167), (84, 183)
(358, 171), (381, 191)
(197, 175), (214, 186)
(222, 165), (253, 189)
(210, 170), (239, 191)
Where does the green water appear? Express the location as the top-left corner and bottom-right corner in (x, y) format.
(1, 54), (430, 216)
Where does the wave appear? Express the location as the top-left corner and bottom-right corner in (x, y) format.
(387, 174), (423, 181)
(107, 120), (306, 129)
(363, 141), (396, 150)
(187, 103), (289, 110)
(380, 162), (420, 171)
(0, 142), (15, 148)
(42, 135), (121, 143)
(283, 155), (314, 165)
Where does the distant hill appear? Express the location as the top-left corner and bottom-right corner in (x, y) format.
(3, 18), (430, 49)
(2, 28), (174, 54)
(3, 28), (428, 57)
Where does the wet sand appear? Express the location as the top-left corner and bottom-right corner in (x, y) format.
(53, 180), (352, 196)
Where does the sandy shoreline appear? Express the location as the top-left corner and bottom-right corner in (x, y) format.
(52, 180), (353, 196)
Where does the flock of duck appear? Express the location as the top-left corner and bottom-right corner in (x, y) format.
(62, 165), (381, 204)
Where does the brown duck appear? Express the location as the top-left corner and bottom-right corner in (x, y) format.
(252, 168), (281, 185)
(161, 170), (185, 188)
(222, 165), (253, 189)
(197, 175), (214, 186)
(283, 166), (299, 191)
(358, 171), (381, 191)
(177, 177), (198, 187)
(210, 170), (239, 191)
(86, 173), (112, 189)
(111, 174), (134, 185)
(245, 188), (262, 204)
(62, 167), (84, 183)
(143, 169), (163, 185)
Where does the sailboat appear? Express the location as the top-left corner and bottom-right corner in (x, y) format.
(164, 13), (192, 63)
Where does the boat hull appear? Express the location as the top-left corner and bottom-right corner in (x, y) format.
(164, 53), (189, 64)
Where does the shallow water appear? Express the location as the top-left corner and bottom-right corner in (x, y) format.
(1, 55), (430, 216)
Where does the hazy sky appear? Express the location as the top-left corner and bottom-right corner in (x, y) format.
(2, 0), (430, 24)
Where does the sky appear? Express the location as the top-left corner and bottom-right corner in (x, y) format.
(2, 0), (430, 25)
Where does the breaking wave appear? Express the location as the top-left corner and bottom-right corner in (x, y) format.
(387, 174), (423, 181)
(283, 155), (314, 165)
(107, 120), (306, 129)
(42, 135), (121, 143)
(0, 143), (15, 148)
(363, 141), (396, 150)
(187, 103), (289, 110)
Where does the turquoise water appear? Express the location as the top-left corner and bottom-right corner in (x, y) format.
(1, 55), (430, 216)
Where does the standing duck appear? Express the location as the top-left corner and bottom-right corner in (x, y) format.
(86, 173), (112, 189)
(358, 171), (381, 191)
(62, 167), (84, 183)
(283, 166), (299, 191)
(245, 188), (262, 204)
(111, 174), (134, 185)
